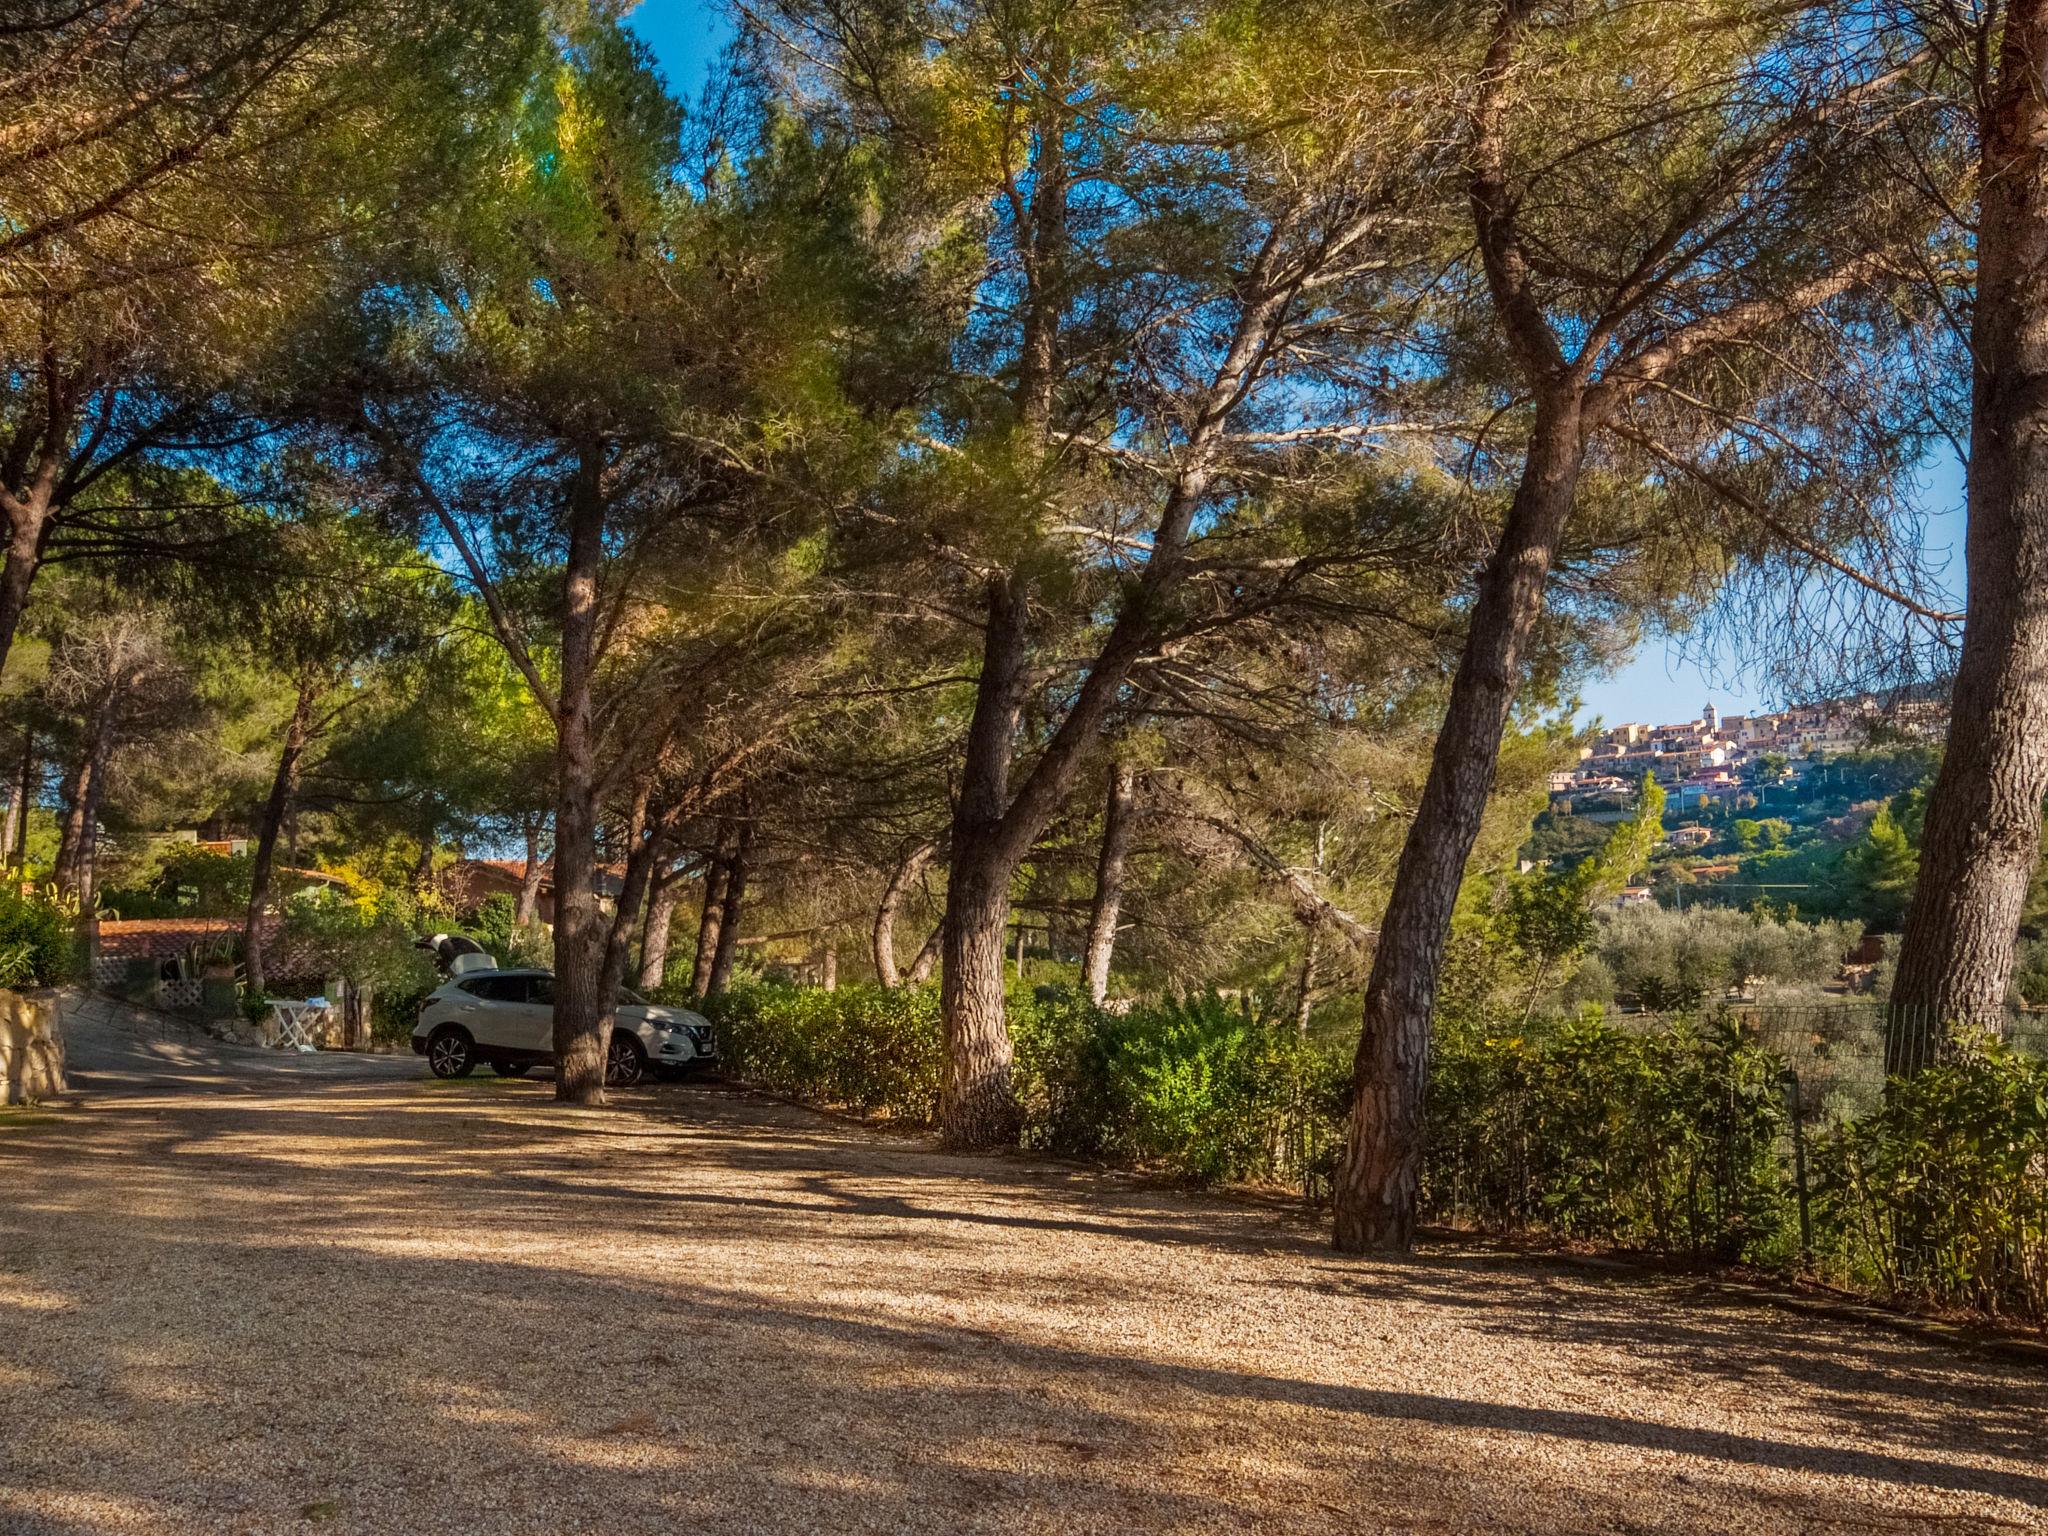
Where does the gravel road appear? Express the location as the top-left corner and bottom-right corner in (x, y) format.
(2, 1014), (2043, 1535)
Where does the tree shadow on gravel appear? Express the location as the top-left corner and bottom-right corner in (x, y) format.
(5, 1079), (2046, 1535)
(4, 1228), (2045, 1536)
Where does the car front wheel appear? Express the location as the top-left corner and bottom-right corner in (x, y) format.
(427, 1025), (476, 1079)
(605, 1031), (645, 1088)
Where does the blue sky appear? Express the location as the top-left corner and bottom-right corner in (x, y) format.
(627, 0), (729, 98)
(1580, 452), (1967, 728)
(625, 2), (1968, 733)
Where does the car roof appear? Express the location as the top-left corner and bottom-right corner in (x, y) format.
(452, 968), (551, 979)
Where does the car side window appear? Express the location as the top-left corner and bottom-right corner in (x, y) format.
(462, 976), (525, 1003)
(527, 977), (554, 1007)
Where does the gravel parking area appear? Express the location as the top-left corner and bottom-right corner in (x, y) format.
(2, 1037), (2044, 1534)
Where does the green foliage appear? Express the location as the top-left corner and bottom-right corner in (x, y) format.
(1583, 905), (1860, 1011)
(1425, 1015), (1793, 1263)
(1813, 1041), (2048, 1322)
(153, 848), (254, 915)
(281, 881), (438, 1042)
(1492, 774), (1667, 1005)
(706, 983), (1347, 1185)
(703, 982), (944, 1120)
(0, 888), (78, 988)
(462, 893), (535, 965)
(1840, 804), (1919, 929)
(1015, 991), (1349, 1184)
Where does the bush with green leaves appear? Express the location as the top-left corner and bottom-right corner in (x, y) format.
(1813, 1039), (2048, 1322)
(282, 883), (439, 1044)
(1015, 991), (1348, 1184)
(460, 892), (549, 969)
(707, 982), (1347, 1186)
(0, 887), (78, 989)
(703, 979), (2048, 1320)
(702, 982), (945, 1120)
(1425, 1013), (1794, 1264)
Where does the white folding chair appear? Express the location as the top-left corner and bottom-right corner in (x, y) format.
(269, 1002), (319, 1053)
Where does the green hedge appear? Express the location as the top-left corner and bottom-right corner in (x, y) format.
(0, 889), (79, 989)
(703, 983), (1347, 1186)
(703, 982), (2048, 1322)
(1425, 1014), (1794, 1266)
(1813, 1041), (2048, 1323)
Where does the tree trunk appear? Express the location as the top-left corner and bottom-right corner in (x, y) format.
(820, 946), (838, 991)
(638, 865), (681, 993)
(597, 800), (659, 1029)
(410, 832), (437, 895)
(1083, 762), (1137, 1006)
(706, 813), (753, 995)
(1295, 924), (1321, 1037)
(10, 733), (32, 870)
(0, 494), (52, 688)
(689, 847), (730, 999)
(52, 705), (110, 904)
(243, 676), (318, 998)
(1333, 392), (1586, 1254)
(938, 579), (1030, 1147)
(72, 740), (109, 908)
(906, 921), (942, 985)
(1891, 2), (2048, 1073)
(0, 750), (18, 866)
(551, 449), (610, 1105)
(874, 841), (935, 987)
(941, 839), (1020, 1145)
(514, 816), (548, 927)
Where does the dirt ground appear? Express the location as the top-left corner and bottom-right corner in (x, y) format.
(2, 1010), (2044, 1534)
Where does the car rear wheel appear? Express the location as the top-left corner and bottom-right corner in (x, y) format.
(491, 1061), (530, 1078)
(605, 1031), (645, 1088)
(427, 1025), (476, 1079)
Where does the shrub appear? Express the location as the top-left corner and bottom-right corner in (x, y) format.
(1426, 1013), (1793, 1264)
(702, 982), (944, 1120)
(699, 980), (2048, 1323)
(1016, 992), (1347, 1184)
(709, 982), (1347, 1186)
(0, 888), (79, 989)
(1813, 1039), (2048, 1322)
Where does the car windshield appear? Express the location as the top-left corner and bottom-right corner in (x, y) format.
(616, 987), (647, 1007)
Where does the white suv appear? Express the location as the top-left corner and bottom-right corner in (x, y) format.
(411, 969), (717, 1086)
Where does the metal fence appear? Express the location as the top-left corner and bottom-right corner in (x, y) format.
(1626, 1001), (2048, 1116)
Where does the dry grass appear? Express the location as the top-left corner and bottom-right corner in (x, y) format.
(1, 1060), (2044, 1535)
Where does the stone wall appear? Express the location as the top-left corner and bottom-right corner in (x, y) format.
(0, 987), (65, 1104)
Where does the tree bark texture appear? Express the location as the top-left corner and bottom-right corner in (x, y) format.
(242, 675), (317, 998)
(638, 866), (682, 993)
(1083, 762), (1137, 1006)
(1891, 1), (2048, 1072)
(11, 734), (33, 869)
(514, 816), (549, 928)
(939, 579), (1030, 1147)
(1333, 394), (1585, 1254)
(53, 699), (114, 906)
(689, 846), (730, 998)
(550, 449), (611, 1105)
(873, 841), (934, 987)
(906, 921), (942, 985)
(706, 813), (752, 996)
(1295, 924), (1320, 1037)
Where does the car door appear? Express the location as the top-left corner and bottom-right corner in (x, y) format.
(460, 976), (528, 1053)
(518, 974), (558, 1056)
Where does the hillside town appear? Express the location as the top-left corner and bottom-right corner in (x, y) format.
(1548, 692), (1950, 815)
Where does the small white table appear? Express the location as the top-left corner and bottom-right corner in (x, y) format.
(268, 1000), (330, 1053)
